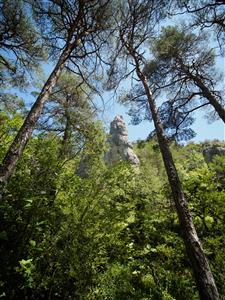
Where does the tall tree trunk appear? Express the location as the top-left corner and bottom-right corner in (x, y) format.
(133, 55), (219, 299)
(0, 41), (76, 186)
(178, 59), (225, 123)
(191, 74), (225, 123)
(59, 106), (72, 158)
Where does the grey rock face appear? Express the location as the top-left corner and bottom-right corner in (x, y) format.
(105, 115), (140, 166)
(203, 145), (225, 163)
(76, 154), (92, 178)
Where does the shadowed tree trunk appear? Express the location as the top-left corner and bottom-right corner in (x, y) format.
(0, 0), (112, 186)
(193, 75), (225, 122)
(59, 104), (72, 158)
(0, 40), (76, 186)
(177, 58), (225, 123)
(139, 63), (219, 300)
(120, 34), (219, 299)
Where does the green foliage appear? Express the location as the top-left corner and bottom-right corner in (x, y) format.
(0, 0), (45, 86)
(152, 25), (215, 66)
(1, 107), (225, 299)
(152, 26), (194, 59)
(1, 1), (224, 299)
(0, 125), (224, 299)
(0, 96), (25, 160)
(182, 156), (225, 295)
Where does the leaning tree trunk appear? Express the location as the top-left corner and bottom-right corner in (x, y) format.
(0, 40), (76, 186)
(191, 74), (225, 123)
(178, 59), (225, 123)
(133, 55), (219, 299)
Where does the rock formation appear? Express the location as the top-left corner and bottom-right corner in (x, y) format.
(105, 115), (140, 166)
(76, 154), (92, 178)
(77, 115), (139, 177)
(203, 145), (225, 163)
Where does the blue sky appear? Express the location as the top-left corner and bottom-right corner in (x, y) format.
(13, 63), (224, 144)
(11, 35), (224, 144)
(99, 96), (225, 143)
(2, 5), (224, 145)
(97, 30), (225, 142)
(97, 51), (224, 143)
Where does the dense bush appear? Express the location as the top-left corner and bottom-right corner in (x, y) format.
(1, 114), (225, 299)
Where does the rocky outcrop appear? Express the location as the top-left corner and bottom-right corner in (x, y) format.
(105, 115), (140, 166)
(76, 154), (92, 178)
(77, 115), (139, 177)
(203, 145), (225, 163)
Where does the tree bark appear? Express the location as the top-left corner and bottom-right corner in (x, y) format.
(0, 41), (76, 186)
(59, 105), (72, 158)
(133, 54), (219, 299)
(178, 59), (225, 123)
(191, 74), (225, 123)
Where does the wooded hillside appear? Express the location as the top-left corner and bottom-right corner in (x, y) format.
(0, 1), (224, 299)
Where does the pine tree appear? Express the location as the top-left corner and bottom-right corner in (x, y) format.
(0, 0), (113, 185)
(0, 0), (44, 86)
(147, 26), (225, 123)
(112, 1), (219, 298)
